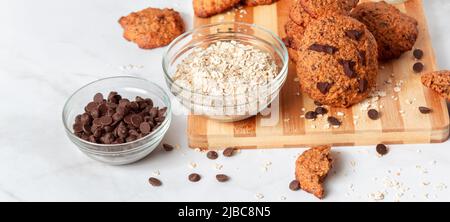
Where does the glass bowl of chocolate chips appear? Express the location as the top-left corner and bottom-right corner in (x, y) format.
(62, 76), (171, 165)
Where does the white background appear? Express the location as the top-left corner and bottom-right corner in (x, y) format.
(0, 0), (449, 202)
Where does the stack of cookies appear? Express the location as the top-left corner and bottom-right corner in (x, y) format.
(287, 0), (419, 108)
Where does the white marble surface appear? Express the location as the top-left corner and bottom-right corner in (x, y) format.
(0, 0), (449, 202)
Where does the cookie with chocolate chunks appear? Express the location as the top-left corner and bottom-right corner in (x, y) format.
(296, 15), (378, 108)
(351, 1), (418, 60)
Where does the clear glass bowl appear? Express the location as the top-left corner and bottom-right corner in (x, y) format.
(162, 22), (288, 122)
(62, 76), (172, 165)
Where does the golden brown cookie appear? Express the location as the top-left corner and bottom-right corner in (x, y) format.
(242, 0), (278, 7)
(193, 0), (241, 18)
(119, 8), (185, 49)
(284, 20), (306, 62)
(297, 15), (378, 107)
(351, 1), (418, 60)
(295, 145), (332, 199)
(300, 0), (359, 18)
(421, 70), (450, 101)
(289, 2), (314, 27)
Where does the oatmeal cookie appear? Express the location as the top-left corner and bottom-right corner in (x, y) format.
(289, 2), (314, 28)
(296, 15), (378, 107)
(421, 70), (450, 101)
(351, 1), (419, 60)
(284, 20), (306, 62)
(242, 0), (279, 7)
(119, 8), (185, 49)
(193, 0), (241, 18)
(300, 0), (359, 18)
(295, 145), (332, 199)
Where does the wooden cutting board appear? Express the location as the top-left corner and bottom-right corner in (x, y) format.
(188, 0), (449, 149)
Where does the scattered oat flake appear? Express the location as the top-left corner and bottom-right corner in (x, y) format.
(280, 196), (286, 201)
(189, 162), (198, 169)
(153, 170), (160, 176)
(255, 193), (264, 200)
(370, 191), (385, 201)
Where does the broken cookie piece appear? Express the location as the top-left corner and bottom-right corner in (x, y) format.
(193, 0), (241, 18)
(119, 8), (185, 49)
(295, 145), (332, 199)
(421, 70), (450, 101)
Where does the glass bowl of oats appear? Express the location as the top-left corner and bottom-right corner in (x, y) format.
(162, 22), (288, 122)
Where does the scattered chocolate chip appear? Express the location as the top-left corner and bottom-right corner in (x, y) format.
(358, 50), (366, 66)
(216, 174), (230, 182)
(314, 101), (323, 106)
(308, 43), (338, 54)
(317, 82), (332, 94)
(376, 144), (388, 156)
(367, 109), (380, 120)
(305, 111), (318, 120)
(419, 106), (432, 114)
(289, 180), (301, 191)
(188, 173), (201, 182)
(327, 116), (341, 126)
(223, 147), (235, 157)
(338, 59), (357, 78)
(315, 106), (328, 115)
(148, 177), (162, 187)
(345, 30), (363, 41)
(207, 151), (218, 160)
(358, 78), (368, 93)
(413, 62), (424, 73)
(413, 49), (423, 60)
(162, 143), (174, 152)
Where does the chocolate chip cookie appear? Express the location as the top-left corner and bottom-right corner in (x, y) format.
(242, 0), (278, 7)
(295, 145), (332, 199)
(296, 15), (378, 107)
(289, 2), (314, 28)
(300, 0), (359, 18)
(193, 0), (241, 18)
(421, 70), (450, 101)
(284, 20), (306, 62)
(351, 1), (419, 60)
(119, 8), (185, 49)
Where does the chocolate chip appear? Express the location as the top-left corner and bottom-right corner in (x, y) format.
(419, 106), (432, 114)
(148, 177), (162, 187)
(338, 59), (357, 78)
(207, 151), (218, 160)
(100, 116), (113, 126)
(216, 174), (230, 182)
(139, 122), (151, 134)
(305, 111), (318, 120)
(315, 107), (328, 115)
(317, 82), (332, 94)
(358, 50), (366, 66)
(188, 173), (201, 182)
(367, 109), (380, 120)
(413, 62), (424, 73)
(73, 123), (83, 133)
(376, 144), (388, 156)
(314, 101), (323, 106)
(223, 147), (235, 157)
(289, 180), (301, 191)
(358, 78), (368, 93)
(85, 102), (98, 112)
(162, 143), (174, 152)
(327, 116), (341, 126)
(345, 30), (363, 41)
(131, 115), (143, 128)
(413, 49), (423, 59)
(93, 93), (104, 103)
(308, 43), (338, 54)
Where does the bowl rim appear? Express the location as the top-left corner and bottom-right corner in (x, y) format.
(162, 21), (289, 99)
(62, 76), (172, 152)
